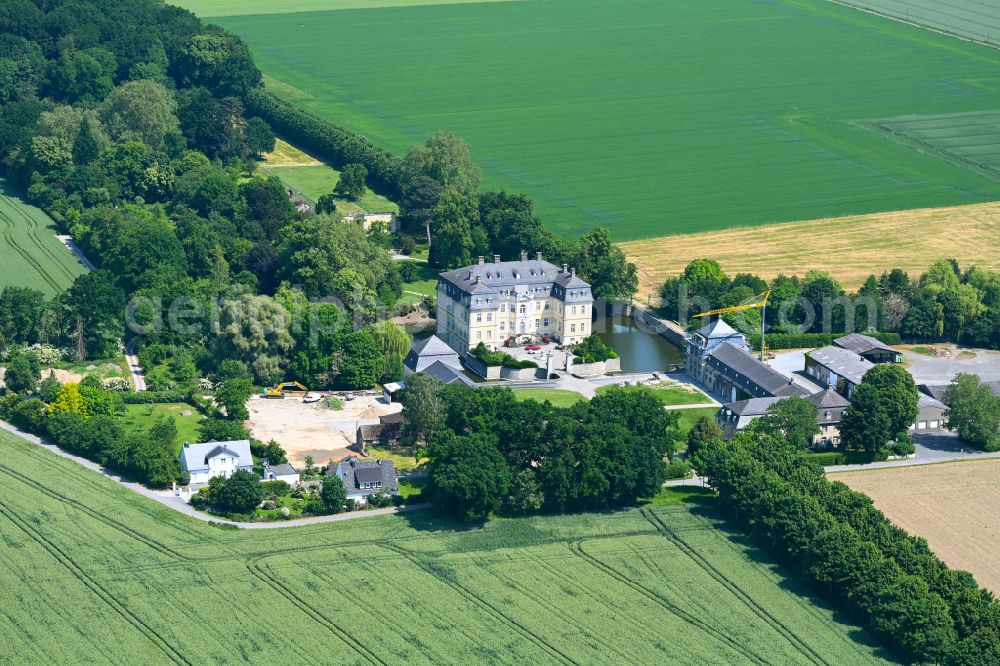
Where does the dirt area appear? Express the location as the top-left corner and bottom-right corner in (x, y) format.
(246, 393), (402, 466)
(829, 460), (1000, 593)
(620, 201), (1000, 296)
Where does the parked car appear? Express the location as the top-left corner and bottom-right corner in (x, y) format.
(525, 345), (541, 351)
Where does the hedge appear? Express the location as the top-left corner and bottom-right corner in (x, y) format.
(799, 451), (845, 466)
(244, 89), (402, 196)
(748, 331), (901, 350)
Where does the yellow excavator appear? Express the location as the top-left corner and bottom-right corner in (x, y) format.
(693, 290), (771, 362)
(263, 381), (309, 398)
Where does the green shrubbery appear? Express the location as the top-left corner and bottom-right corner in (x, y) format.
(471, 342), (538, 369)
(747, 331), (901, 350)
(569, 335), (618, 363)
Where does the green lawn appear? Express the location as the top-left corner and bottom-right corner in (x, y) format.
(0, 180), (87, 296)
(366, 444), (426, 471)
(397, 475), (428, 499)
(0, 427), (897, 664)
(123, 403), (205, 454)
(262, 165), (398, 213)
(512, 388), (586, 409)
(210, 0), (1000, 240)
(672, 407), (722, 438)
(598, 382), (711, 407)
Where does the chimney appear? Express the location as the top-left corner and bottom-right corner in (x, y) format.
(561, 263), (568, 273)
(570, 267), (576, 277)
(468, 269), (474, 280)
(478, 256), (485, 266)
(475, 275), (481, 284)
(536, 251), (543, 261)
(494, 254), (500, 264)
(520, 250), (528, 262)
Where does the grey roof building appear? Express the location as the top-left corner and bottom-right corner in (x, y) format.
(686, 318), (805, 402)
(834, 333), (902, 364)
(717, 387), (851, 444)
(805, 346), (874, 398)
(706, 343), (807, 399)
(436, 252), (595, 353)
(329, 457), (399, 499)
(180, 440), (254, 483)
(404, 335), (462, 375)
(920, 381), (1000, 403)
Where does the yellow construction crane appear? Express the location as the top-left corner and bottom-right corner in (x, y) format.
(693, 290), (771, 362)
(263, 381), (309, 398)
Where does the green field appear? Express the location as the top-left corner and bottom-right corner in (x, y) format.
(200, 0), (1000, 240)
(174, 0), (519, 18)
(512, 387), (586, 408)
(597, 381), (712, 407)
(0, 181), (87, 296)
(0, 427), (896, 664)
(836, 0), (1000, 46)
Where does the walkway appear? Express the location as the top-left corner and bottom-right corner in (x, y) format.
(0, 418), (429, 529)
(124, 339), (146, 391)
(56, 234), (96, 270)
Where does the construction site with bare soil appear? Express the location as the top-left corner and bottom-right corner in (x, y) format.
(246, 392), (402, 466)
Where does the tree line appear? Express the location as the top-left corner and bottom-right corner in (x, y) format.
(402, 376), (681, 521)
(662, 258), (1000, 348)
(693, 429), (1000, 665)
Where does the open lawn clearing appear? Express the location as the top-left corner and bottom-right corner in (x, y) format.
(123, 403), (205, 455)
(246, 393), (402, 465)
(511, 387), (586, 408)
(212, 0), (1000, 241)
(174, 0), (521, 18)
(834, 0), (1000, 46)
(829, 459), (1000, 594)
(262, 164), (398, 214)
(598, 381), (711, 407)
(622, 200), (1000, 296)
(365, 444), (426, 471)
(0, 180), (87, 296)
(0, 426), (895, 663)
(673, 407), (722, 439)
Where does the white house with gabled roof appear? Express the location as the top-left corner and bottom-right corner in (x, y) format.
(180, 440), (254, 484)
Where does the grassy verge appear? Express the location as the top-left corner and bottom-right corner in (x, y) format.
(512, 388), (587, 409)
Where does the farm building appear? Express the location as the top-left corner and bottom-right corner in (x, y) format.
(687, 319), (806, 402)
(914, 394), (949, 432)
(920, 381), (1000, 403)
(262, 463), (300, 485)
(180, 440), (254, 484)
(328, 457), (398, 501)
(834, 333), (902, 364)
(804, 346), (874, 399)
(716, 387), (850, 444)
(356, 412), (403, 449)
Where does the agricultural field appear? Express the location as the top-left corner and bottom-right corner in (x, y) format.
(0, 426), (897, 664)
(193, 0), (1000, 240)
(0, 180), (87, 296)
(174, 0), (519, 18)
(829, 459), (1000, 594)
(622, 201), (1000, 296)
(835, 0), (1000, 45)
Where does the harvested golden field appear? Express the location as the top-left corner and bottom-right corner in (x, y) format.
(829, 459), (1000, 593)
(621, 202), (1000, 297)
(259, 138), (322, 167)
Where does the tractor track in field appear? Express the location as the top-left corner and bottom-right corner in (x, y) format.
(641, 507), (830, 666)
(1, 192), (79, 283)
(568, 537), (769, 665)
(0, 461), (190, 561)
(0, 500), (191, 666)
(379, 543), (581, 666)
(246, 555), (389, 665)
(0, 203), (61, 293)
(498, 559), (641, 665)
